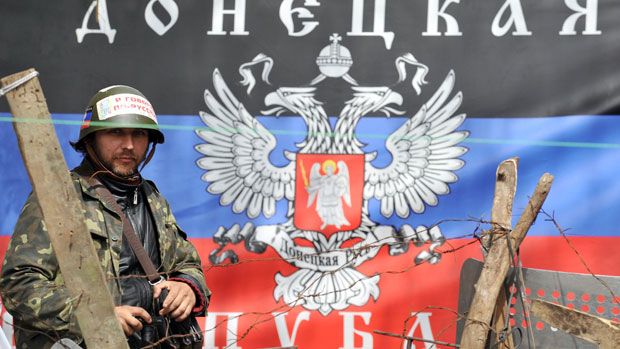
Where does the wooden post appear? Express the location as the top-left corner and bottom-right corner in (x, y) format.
(488, 158), (518, 349)
(483, 158), (519, 253)
(460, 172), (553, 349)
(532, 299), (620, 349)
(1, 69), (128, 348)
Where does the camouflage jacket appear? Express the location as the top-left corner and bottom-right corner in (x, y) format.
(0, 162), (210, 348)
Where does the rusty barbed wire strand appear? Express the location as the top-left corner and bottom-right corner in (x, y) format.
(198, 223), (505, 348)
(1, 212), (618, 347)
(374, 329), (460, 348)
(541, 208), (619, 303)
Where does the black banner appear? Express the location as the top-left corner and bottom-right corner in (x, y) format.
(1, 0), (619, 117)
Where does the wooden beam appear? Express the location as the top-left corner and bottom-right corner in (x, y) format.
(532, 299), (620, 349)
(483, 157), (519, 253)
(488, 158), (518, 349)
(1, 69), (128, 348)
(460, 172), (554, 349)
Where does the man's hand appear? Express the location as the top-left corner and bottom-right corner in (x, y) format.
(114, 305), (152, 336)
(153, 280), (196, 321)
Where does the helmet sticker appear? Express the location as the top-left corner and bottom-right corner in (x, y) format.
(81, 107), (93, 129)
(95, 93), (157, 122)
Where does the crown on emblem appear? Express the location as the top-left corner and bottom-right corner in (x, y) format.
(315, 34), (353, 78)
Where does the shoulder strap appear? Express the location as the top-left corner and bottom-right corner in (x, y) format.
(144, 179), (160, 193)
(84, 176), (162, 284)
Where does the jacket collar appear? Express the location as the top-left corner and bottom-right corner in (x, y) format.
(72, 159), (125, 221)
(72, 159), (164, 241)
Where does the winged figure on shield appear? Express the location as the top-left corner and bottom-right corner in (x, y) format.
(306, 160), (351, 229)
(195, 35), (469, 315)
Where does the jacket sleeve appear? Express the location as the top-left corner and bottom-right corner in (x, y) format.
(160, 200), (211, 316)
(0, 193), (80, 337)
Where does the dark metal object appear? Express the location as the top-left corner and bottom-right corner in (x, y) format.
(457, 258), (620, 348)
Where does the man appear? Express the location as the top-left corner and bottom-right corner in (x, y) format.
(0, 85), (209, 348)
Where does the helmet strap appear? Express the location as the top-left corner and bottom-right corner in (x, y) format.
(139, 142), (157, 172)
(85, 142), (142, 186)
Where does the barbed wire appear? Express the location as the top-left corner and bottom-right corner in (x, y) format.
(0, 211), (618, 348)
(540, 208), (618, 303)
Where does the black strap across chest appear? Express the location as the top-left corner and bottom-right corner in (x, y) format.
(85, 176), (162, 284)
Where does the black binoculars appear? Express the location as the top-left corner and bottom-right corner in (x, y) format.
(129, 289), (203, 349)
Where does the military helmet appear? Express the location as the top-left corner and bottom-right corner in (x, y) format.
(78, 85), (164, 144)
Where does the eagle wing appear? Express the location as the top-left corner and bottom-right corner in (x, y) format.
(338, 161), (352, 207)
(364, 70), (469, 218)
(195, 69), (295, 218)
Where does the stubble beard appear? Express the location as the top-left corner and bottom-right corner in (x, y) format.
(96, 149), (145, 178)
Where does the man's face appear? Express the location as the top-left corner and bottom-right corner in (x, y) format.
(93, 128), (149, 177)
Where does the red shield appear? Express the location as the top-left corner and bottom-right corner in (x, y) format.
(294, 154), (364, 237)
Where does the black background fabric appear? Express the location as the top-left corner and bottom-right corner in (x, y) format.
(1, 0), (619, 117)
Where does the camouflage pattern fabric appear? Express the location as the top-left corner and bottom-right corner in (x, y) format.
(0, 161), (209, 348)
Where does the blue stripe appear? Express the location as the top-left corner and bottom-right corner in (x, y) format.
(1, 113), (619, 238)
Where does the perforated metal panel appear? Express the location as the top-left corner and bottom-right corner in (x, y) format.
(456, 258), (620, 348)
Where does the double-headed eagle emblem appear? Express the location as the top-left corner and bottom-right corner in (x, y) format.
(195, 34), (469, 315)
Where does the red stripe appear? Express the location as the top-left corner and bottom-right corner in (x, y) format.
(1, 236), (618, 347)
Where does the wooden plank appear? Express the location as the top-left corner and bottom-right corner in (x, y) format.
(1, 69), (128, 348)
(460, 172), (554, 349)
(532, 299), (620, 349)
(488, 158), (518, 349)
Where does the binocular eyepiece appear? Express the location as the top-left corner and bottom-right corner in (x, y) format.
(129, 288), (202, 348)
